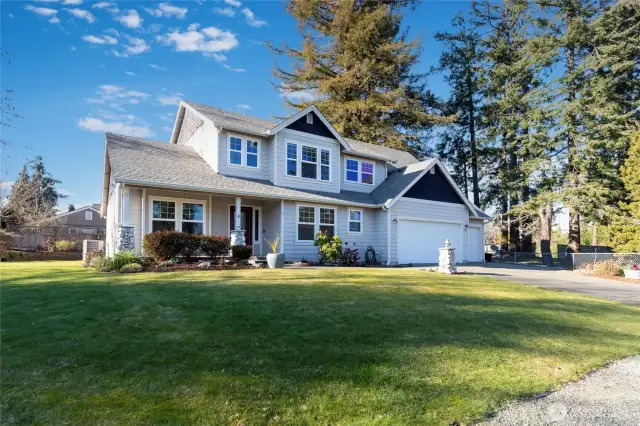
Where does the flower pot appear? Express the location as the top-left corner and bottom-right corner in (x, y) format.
(623, 269), (640, 279)
(267, 253), (285, 269)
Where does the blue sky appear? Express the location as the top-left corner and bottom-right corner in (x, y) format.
(1, 0), (471, 210)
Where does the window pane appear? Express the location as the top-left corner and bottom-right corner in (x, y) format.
(321, 165), (330, 181)
(319, 225), (334, 238)
(301, 162), (317, 179)
(152, 220), (175, 232)
(182, 222), (203, 234)
(152, 200), (175, 219)
(182, 203), (203, 221)
(349, 222), (361, 233)
(287, 159), (297, 176)
(298, 224), (315, 240)
(320, 208), (334, 224)
(302, 146), (317, 162)
(254, 210), (260, 242)
(247, 140), (258, 154)
(230, 150), (242, 165)
(247, 153), (258, 168)
(362, 173), (373, 184)
(346, 170), (358, 182)
(287, 143), (297, 159)
(230, 137), (242, 151)
(349, 210), (361, 221)
(346, 159), (358, 171)
(298, 206), (314, 223)
(321, 150), (330, 165)
(362, 162), (374, 174)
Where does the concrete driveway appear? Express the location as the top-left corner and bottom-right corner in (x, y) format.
(457, 263), (640, 305)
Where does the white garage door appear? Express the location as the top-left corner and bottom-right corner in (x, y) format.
(397, 220), (462, 264)
(468, 226), (483, 262)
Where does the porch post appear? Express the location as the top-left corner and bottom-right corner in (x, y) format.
(116, 185), (135, 253)
(231, 196), (245, 246)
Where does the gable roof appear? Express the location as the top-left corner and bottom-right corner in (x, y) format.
(56, 204), (99, 219)
(183, 101), (277, 134)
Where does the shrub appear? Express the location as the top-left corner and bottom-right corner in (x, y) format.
(120, 262), (143, 273)
(231, 245), (252, 261)
(107, 250), (142, 271)
(44, 240), (56, 252)
(4, 250), (24, 261)
(592, 259), (623, 277)
(84, 250), (104, 267)
(181, 234), (202, 261)
(55, 240), (77, 252)
(340, 242), (360, 266)
(314, 232), (343, 265)
(0, 240), (8, 259)
(89, 252), (106, 269)
(201, 236), (231, 260)
(0, 229), (14, 246)
(143, 231), (187, 261)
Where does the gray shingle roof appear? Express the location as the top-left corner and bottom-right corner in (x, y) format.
(370, 159), (436, 204)
(106, 133), (379, 206)
(183, 101), (419, 167)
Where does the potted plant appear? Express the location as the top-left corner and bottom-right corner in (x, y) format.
(265, 235), (285, 269)
(623, 263), (640, 279)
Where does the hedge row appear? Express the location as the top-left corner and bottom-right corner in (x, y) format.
(142, 231), (232, 261)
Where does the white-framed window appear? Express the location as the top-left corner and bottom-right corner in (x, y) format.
(85, 210), (93, 220)
(286, 141), (331, 182)
(345, 158), (375, 185)
(228, 134), (260, 169)
(348, 209), (363, 234)
(151, 199), (205, 234)
(306, 112), (313, 124)
(296, 205), (336, 242)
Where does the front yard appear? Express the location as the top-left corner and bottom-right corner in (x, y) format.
(2, 262), (639, 425)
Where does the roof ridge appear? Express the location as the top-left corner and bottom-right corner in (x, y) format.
(105, 132), (167, 145)
(183, 100), (279, 125)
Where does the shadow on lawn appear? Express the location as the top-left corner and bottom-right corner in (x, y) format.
(2, 270), (640, 424)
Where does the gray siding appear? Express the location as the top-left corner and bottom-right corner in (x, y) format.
(340, 155), (386, 193)
(389, 198), (470, 264)
(274, 129), (341, 193)
(59, 208), (106, 226)
(217, 129), (274, 181)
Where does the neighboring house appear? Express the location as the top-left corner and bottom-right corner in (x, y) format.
(56, 204), (106, 234)
(101, 102), (490, 264)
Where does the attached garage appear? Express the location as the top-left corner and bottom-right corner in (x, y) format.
(397, 218), (462, 264)
(468, 225), (484, 262)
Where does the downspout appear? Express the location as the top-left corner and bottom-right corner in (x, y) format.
(382, 199), (393, 266)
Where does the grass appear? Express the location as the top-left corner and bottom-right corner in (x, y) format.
(1, 261), (639, 425)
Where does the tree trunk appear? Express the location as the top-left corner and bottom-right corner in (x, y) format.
(501, 197), (509, 254)
(591, 223), (598, 246)
(568, 212), (581, 253)
(467, 73), (480, 206)
(539, 204), (554, 267)
(508, 151), (520, 252)
(520, 181), (533, 252)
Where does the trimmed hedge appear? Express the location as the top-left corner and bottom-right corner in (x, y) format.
(232, 245), (252, 261)
(201, 236), (231, 259)
(142, 231), (232, 261)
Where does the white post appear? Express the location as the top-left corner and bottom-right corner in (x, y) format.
(231, 196), (245, 246)
(121, 185), (130, 226)
(235, 197), (242, 231)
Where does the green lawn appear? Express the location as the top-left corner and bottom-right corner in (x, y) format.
(2, 262), (639, 425)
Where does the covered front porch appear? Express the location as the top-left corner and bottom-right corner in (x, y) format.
(112, 185), (282, 256)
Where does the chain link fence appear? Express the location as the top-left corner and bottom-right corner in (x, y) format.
(570, 253), (640, 271)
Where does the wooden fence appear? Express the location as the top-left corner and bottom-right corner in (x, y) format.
(6, 225), (106, 250)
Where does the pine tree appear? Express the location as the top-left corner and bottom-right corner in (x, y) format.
(434, 14), (483, 205)
(269, 0), (449, 153)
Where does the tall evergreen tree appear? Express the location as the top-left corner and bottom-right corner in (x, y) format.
(269, 0), (449, 153)
(434, 14), (483, 205)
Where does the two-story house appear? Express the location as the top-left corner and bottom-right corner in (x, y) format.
(101, 101), (489, 264)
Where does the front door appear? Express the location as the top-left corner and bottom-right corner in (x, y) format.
(230, 206), (253, 246)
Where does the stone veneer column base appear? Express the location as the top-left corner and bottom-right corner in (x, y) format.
(230, 229), (246, 246)
(116, 225), (135, 252)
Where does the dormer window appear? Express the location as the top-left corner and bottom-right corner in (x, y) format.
(286, 141), (330, 182)
(306, 112), (313, 124)
(228, 135), (260, 169)
(345, 158), (374, 185)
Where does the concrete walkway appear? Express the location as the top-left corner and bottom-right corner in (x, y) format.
(457, 263), (640, 305)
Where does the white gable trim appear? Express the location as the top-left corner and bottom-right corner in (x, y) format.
(387, 158), (480, 218)
(56, 205), (100, 219)
(267, 105), (353, 152)
(170, 101), (213, 145)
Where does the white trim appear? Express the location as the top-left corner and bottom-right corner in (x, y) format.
(149, 196), (207, 235)
(141, 188), (147, 237)
(396, 215), (464, 225)
(267, 105), (352, 151)
(280, 200), (285, 252)
(396, 216), (464, 264)
(295, 204), (337, 243)
(284, 139), (332, 183)
(122, 185), (130, 226)
(282, 129), (339, 144)
(306, 112), (313, 124)
(170, 102), (211, 145)
(226, 133), (261, 170)
(347, 208), (363, 235)
(394, 198), (470, 209)
(56, 205), (100, 219)
(344, 157), (375, 186)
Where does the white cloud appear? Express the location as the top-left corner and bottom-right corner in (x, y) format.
(62, 0), (83, 4)
(236, 104), (251, 110)
(49, 16), (61, 24)
(205, 52), (227, 62)
(117, 10), (142, 29)
(223, 63), (246, 73)
(149, 63), (166, 71)
(85, 85), (151, 105)
(0, 181), (14, 190)
(213, 7), (235, 17)
(144, 3), (188, 19)
(8, 13), (14, 18)
(112, 36), (150, 57)
(159, 112), (176, 122)
(58, 188), (77, 197)
(104, 28), (120, 36)
(65, 8), (96, 23)
(78, 117), (153, 137)
(157, 92), (184, 105)
(279, 89), (318, 101)
(125, 71), (135, 76)
(93, 2), (119, 13)
(224, 0), (241, 6)
(147, 23), (163, 33)
(241, 8), (266, 27)
(25, 5), (57, 17)
(162, 126), (173, 132)
(82, 34), (118, 45)
(158, 24), (238, 55)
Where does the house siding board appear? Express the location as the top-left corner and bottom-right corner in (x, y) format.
(177, 109), (204, 146)
(127, 187), (143, 254)
(59, 209), (106, 226)
(403, 167), (465, 204)
(286, 111), (335, 139)
(389, 198), (470, 264)
(217, 129), (273, 181)
(340, 157), (386, 193)
(276, 129), (340, 194)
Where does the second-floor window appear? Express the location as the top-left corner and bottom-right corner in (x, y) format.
(228, 135), (260, 169)
(85, 211), (93, 220)
(345, 158), (374, 185)
(286, 142), (330, 182)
